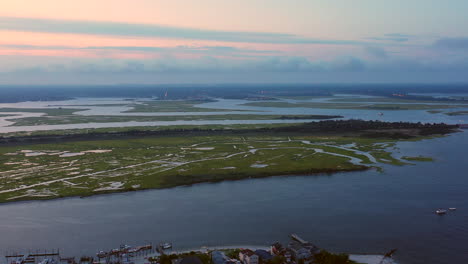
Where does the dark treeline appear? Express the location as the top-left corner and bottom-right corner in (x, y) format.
(0, 120), (459, 145)
(269, 120), (459, 137)
(277, 115), (343, 120)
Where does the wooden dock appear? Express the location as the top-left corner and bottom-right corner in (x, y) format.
(290, 233), (308, 244)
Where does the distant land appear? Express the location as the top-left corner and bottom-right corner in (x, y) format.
(0, 83), (467, 103)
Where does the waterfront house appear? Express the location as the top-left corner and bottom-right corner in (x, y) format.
(254, 250), (272, 263)
(212, 251), (229, 264)
(239, 250), (258, 264)
(283, 249), (294, 263)
(270, 242), (284, 256)
(289, 239), (321, 261)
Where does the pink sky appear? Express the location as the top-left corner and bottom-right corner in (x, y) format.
(0, 0), (467, 83)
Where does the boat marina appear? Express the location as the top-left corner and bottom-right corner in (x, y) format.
(2, 235), (397, 264)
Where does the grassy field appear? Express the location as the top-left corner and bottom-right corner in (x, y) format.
(0, 108), (85, 116)
(124, 100), (236, 113)
(0, 131), (421, 203)
(6, 114), (341, 126)
(243, 101), (465, 110)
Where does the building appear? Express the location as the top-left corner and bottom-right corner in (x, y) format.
(270, 242), (284, 256)
(239, 250), (259, 264)
(254, 250), (272, 263)
(283, 249), (294, 263)
(212, 251), (229, 264)
(288, 241), (312, 260)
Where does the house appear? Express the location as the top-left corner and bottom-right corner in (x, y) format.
(283, 249), (294, 263)
(270, 242), (284, 256)
(239, 250), (259, 264)
(254, 250), (272, 263)
(212, 251), (229, 264)
(288, 242), (312, 260)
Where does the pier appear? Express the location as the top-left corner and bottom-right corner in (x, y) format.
(4, 250), (61, 264)
(290, 233), (308, 244)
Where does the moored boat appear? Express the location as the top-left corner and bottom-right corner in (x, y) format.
(160, 242), (172, 249)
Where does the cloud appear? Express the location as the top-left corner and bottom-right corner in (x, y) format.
(3, 48), (468, 77)
(2, 55), (468, 84)
(0, 44), (281, 55)
(364, 46), (388, 58)
(0, 55), (370, 74)
(385, 33), (412, 38)
(368, 33), (411, 42)
(0, 16), (381, 46)
(433, 37), (468, 50)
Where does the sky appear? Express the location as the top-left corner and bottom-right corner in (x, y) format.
(0, 0), (468, 84)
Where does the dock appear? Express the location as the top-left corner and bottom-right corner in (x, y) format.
(4, 250), (62, 264)
(290, 234), (309, 245)
(290, 233), (319, 249)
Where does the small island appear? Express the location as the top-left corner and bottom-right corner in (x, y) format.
(0, 120), (459, 204)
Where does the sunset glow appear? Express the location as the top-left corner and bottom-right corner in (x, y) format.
(1, 0), (467, 84)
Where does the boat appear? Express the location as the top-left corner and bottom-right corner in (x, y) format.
(160, 242), (172, 249)
(449, 208), (457, 211)
(435, 209), (447, 215)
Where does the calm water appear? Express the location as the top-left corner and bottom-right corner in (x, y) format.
(1, 131), (467, 264)
(1, 97), (467, 132)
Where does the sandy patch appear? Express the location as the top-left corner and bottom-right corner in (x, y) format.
(94, 182), (124, 192)
(60, 152), (85, 158)
(82, 150), (112, 154)
(195, 147), (215, 151)
(25, 152), (47, 157)
(4, 162), (24, 165)
(250, 164), (268, 168)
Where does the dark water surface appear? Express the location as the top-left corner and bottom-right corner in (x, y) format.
(1, 131), (467, 264)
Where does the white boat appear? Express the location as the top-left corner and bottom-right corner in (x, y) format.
(449, 208), (457, 211)
(435, 209), (447, 215)
(160, 242), (172, 249)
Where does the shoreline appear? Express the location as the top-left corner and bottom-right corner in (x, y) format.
(0, 167), (369, 205)
(127, 245), (398, 264)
